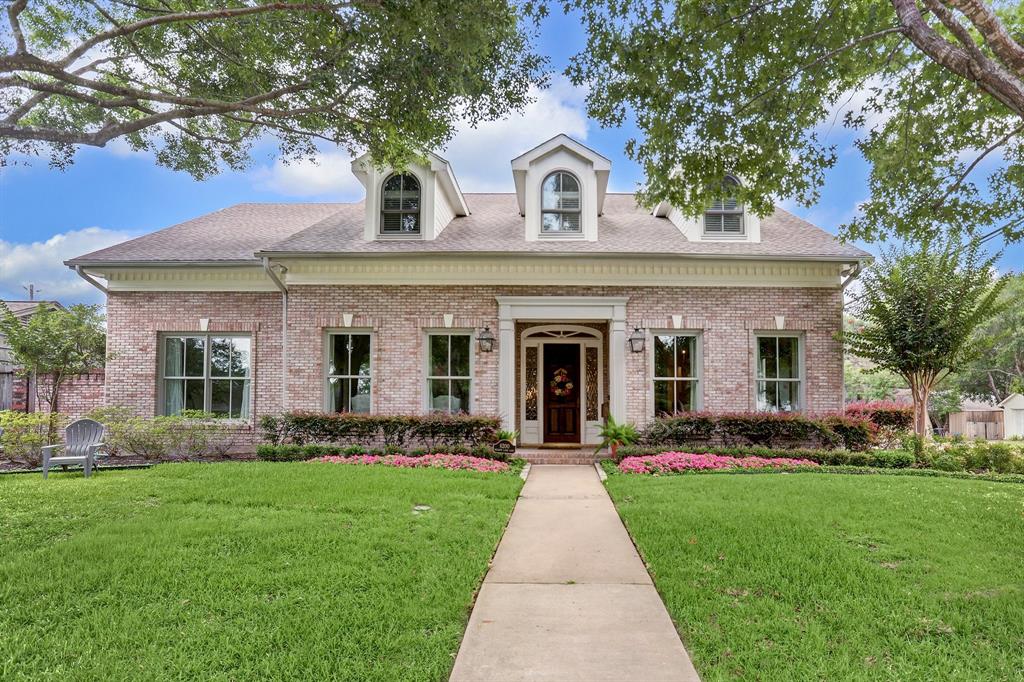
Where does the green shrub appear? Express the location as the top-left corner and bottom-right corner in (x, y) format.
(259, 411), (501, 449)
(87, 408), (244, 461)
(639, 412), (874, 450)
(255, 444), (309, 462)
(931, 453), (965, 472)
(0, 410), (59, 467)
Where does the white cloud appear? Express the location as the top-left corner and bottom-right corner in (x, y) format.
(442, 77), (590, 192)
(0, 227), (137, 305)
(252, 148), (365, 198)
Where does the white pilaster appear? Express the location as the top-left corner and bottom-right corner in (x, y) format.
(497, 316), (516, 431)
(610, 303), (627, 422)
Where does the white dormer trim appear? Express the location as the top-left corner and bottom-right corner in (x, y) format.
(651, 174), (762, 244)
(510, 134), (611, 242)
(351, 151), (469, 241)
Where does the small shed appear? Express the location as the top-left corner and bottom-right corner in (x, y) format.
(1000, 393), (1024, 439)
(947, 409), (1004, 440)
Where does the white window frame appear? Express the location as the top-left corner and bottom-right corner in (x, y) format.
(703, 175), (745, 238)
(540, 170), (583, 236)
(378, 172), (422, 238)
(425, 331), (474, 414)
(323, 330), (374, 413)
(649, 331), (703, 415)
(158, 333), (252, 420)
(753, 332), (805, 412)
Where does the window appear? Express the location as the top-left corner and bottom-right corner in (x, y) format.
(541, 171), (582, 233)
(653, 334), (699, 414)
(162, 335), (250, 418)
(756, 335), (801, 411)
(380, 173), (420, 235)
(427, 334), (471, 413)
(704, 175), (744, 236)
(327, 333), (371, 412)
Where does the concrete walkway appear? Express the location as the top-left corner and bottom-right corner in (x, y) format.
(449, 465), (700, 682)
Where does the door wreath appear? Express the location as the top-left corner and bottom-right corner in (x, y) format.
(550, 367), (574, 397)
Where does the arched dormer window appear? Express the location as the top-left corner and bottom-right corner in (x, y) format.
(704, 175), (744, 237)
(541, 171), (582, 233)
(380, 173), (421, 235)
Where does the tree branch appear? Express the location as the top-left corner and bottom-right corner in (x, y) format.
(891, 0), (1024, 116)
(946, 0), (1024, 74)
(5, 0), (28, 54)
(932, 121), (1024, 208)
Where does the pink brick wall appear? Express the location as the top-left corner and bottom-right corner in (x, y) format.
(36, 371), (106, 421)
(104, 285), (843, 429)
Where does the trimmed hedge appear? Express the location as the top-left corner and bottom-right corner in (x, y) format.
(640, 411), (877, 451)
(615, 444), (915, 469)
(845, 401), (914, 430)
(255, 443), (506, 462)
(259, 412), (501, 450)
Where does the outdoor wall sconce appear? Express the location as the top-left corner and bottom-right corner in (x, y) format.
(477, 326), (496, 352)
(628, 327), (646, 353)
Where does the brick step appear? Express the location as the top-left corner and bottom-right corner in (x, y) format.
(517, 449), (605, 465)
(525, 457), (603, 465)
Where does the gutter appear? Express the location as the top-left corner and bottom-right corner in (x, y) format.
(262, 257), (289, 409)
(74, 265), (109, 296)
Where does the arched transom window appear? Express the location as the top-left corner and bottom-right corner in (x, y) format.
(704, 175), (744, 236)
(541, 171), (582, 233)
(380, 173), (421, 235)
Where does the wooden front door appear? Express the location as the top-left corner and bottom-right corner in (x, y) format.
(543, 343), (581, 443)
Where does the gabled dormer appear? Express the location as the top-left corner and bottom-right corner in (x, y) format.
(652, 174), (762, 243)
(351, 151), (469, 241)
(511, 134), (611, 242)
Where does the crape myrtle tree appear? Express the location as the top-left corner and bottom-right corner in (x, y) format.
(561, 0), (1024, 244)
(0, 1), (545, 177)
(0, 304), (106, 443)
(841, 236), (1007, 439)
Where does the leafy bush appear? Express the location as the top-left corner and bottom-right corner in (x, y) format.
(254, 442), (508, 462)
(87, 408), (245, 461)
(258, 412), (501, 450)
(845, 401), (914, 429)
(639, 412), (874, 451)
(0, 410), (59, 467)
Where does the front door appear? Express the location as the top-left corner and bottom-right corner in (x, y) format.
(543, 343), (581, 443)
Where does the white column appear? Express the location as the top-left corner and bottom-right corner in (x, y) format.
(497, 316), (515, 431)
(610, 302), (627, 422)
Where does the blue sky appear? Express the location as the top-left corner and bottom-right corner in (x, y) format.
(1, 9), (1020, 304)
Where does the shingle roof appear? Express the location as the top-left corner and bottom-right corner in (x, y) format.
(68, 194), (869, 265)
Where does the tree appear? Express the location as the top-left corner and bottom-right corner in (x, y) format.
(1, 1), (544, 177)
(955, 273), (1024, 402)
(841, 236), (1007, 439)
(0, 304), (106, 442)
(844, 362), (905, 402)
(565, 0), (1024, 245)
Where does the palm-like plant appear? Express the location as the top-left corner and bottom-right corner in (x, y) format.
(595, 416), (639, 458)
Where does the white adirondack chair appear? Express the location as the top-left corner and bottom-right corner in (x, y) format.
(41, 418), (105, 479)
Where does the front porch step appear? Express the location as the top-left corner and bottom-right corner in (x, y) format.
(516, 449), (606, 465)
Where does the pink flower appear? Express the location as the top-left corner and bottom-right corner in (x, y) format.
(309, 453), (510, 473)
(617, 452), (818, 474)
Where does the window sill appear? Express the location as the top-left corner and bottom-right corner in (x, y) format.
(376, 233), (424, 240)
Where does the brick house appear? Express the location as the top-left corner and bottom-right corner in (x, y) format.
(67, 135), (868, 447)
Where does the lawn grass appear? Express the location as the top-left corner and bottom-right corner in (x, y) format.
(605, 473), (1024, 681)
(0, 462), (522, 681)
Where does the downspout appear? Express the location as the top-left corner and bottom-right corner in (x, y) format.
(74, 265), (109, 295)
(262, 258), (289, 411)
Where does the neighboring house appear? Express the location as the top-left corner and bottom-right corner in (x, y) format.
(0, 300), (64, 411)
(66, 134), (869, 446)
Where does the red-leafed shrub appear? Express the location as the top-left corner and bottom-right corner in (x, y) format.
(640, 411), (875, 451)
(845, 401), (914, 430)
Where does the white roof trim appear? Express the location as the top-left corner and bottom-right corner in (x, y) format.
(511, 133), (612, 215)
(998, 392), (1024, 408)
(349, 151), (469, 217)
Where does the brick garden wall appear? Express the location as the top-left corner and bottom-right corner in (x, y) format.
(35, 371), (106, 421)
(104, 285), (843, 435)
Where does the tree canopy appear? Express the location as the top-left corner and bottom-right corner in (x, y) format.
(955, 273), (1024, 402)
(841, 235), (1007, 438)
(565, 0), (1024, 245)
(0, 0), (544, 177)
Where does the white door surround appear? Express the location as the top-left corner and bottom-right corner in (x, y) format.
(496, 296), (628, 434)
(520, 325), (604, 446)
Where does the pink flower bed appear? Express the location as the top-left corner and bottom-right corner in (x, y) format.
(310, 453), (509, 473)
(618, 452), (819, 475)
